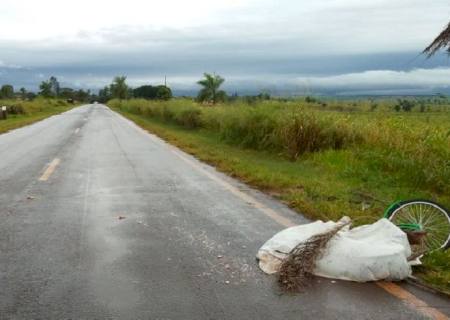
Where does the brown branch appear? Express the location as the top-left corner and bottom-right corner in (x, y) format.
(278, 222), (350, 292)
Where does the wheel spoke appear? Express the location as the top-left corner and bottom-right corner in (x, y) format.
(389, 201), (450, 251)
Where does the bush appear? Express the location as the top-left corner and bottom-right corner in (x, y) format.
(162, 106), (174, 122)
(0, 98), (71, 117)
(7, 104), (25, 114)
(305, 96), (317, 103)
(213, 106), (279, 150)
(277, 112), (359, 160)
(175, 108), (202, 129)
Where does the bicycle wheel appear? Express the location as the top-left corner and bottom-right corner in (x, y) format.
(384, 200), (450, 252)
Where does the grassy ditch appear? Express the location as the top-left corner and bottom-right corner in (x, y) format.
(109, 98), (450, 293)
(0, 98), (76, 134)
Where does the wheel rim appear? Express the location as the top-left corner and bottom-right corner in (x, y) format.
(389, 201), (450, 252)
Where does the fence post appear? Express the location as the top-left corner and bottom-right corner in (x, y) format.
(0, 106), (6, 120)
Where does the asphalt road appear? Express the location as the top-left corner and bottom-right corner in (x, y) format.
(0, 104), (449, 320)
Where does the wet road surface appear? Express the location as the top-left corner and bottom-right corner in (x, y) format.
(0, 104), (449, 319)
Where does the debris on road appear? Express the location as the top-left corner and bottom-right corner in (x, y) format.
(257, 217), (413, 288)
(137, 220), (149, 227)
(26, 195), (35, 200)
(278, 219), (350, 291)
(118, 216), (126, 220)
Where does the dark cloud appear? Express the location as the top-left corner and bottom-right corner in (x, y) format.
(2, 58), (450, 96)
(0, 0), (449, 95)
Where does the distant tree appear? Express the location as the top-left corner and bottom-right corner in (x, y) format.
(156, 85), (172, 100)
(49, 76), (60, 97)
(59, 87), (75, 99)
(26, 92), (37, 100)
(393, 99), (415, 112)
(0, 84), (14, 99)
(133, 85), (159, 99)
(133, 84), (172, 100)
(257, 92), (271, 100)
(398, 99), (415, 112)
(110, 76), (129, 100)
(19, 87), (27, 100)
(98, 86), (111, 102)
(90, 94), (99, 103)
(305, 96), (318, 103)
(74, 89), (90, 102)
(39, 81), (53, 97)
(197, 73), (226, 104)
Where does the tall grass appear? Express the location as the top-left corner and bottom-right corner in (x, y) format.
(109, 98), (450, 195)
(0, 98), (73, 134)
(110, 99), (361, 155)
(0, 97), (69, 115)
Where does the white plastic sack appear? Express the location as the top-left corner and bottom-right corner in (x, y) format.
(257, 218), (412, 282)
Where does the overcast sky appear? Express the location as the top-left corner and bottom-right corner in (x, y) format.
(0, 0), (449, 95)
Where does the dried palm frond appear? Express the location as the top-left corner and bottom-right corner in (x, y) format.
(423, 22), (450, 57)
(278, 222), (350, 292)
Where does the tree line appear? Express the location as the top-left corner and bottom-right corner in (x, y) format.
(0, 75), (175, 103)
(101, 73), (230, 104)
(0, 76), (92, 102)
(0, 72), (231, 104)
(98, 76), (172, 102)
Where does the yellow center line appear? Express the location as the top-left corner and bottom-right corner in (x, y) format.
(377, 281), (448, 320)
(116, 109), (448, 320)
(39, 158), (61, 181)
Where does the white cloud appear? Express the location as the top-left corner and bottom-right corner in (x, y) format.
(0, 0), (255, 40)
(297, 68), (450, 89)
(0, 0), (449, 56)
(0, 60), (22, 69)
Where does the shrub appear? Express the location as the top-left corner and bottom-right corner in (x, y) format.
(175, 108), (202, 129)
(305, 96), (316, 103)
(7, 104), (25, 114)
(0, 98), (71, 116)
(278, 112), (324, 159)
(162, 106), (174, 122)
(276, 112), (358, 160)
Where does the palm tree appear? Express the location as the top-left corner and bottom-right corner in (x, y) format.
(110, 76), (128, 100)
(19, 87), (27, 100)
(424, 22), (450, 57)
(39, 81), (53, 98)
(197, 73), (226, 104)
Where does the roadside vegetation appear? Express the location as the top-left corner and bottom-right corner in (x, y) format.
(109, 94), (450, 293)
(0, 98), (75, 134)
(0, 75), (98, 134)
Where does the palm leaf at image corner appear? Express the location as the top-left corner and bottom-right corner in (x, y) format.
(423, 22), (450, 57)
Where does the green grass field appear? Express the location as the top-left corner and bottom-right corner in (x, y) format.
(0, 98), (75, 134)
(109, 97), (450, 293)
